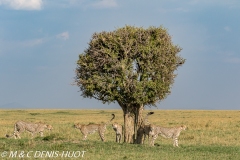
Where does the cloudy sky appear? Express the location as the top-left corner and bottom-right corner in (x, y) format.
(0, 0), (240, 110)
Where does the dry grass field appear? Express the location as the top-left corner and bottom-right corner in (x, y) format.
(0, 109), (240, 159)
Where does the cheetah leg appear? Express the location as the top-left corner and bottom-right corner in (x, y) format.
(173, 138), (179, 147)
(83, 134), (87, 140)
(99, 132), (105, 142)
(150, 134), (158, 146)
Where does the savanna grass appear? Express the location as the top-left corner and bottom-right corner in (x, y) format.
(0, 109), (240, 160)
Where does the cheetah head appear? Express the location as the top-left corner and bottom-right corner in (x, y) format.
(46, 124), (53, 130)
(181, 125), (187, 130)
(73, 123), (82, 129)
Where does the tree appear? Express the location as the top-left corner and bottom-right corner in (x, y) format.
(75, 25), (185, 144)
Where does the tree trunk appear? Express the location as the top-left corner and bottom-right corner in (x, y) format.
(134, 105), (144, 144)
(119, 103), (134, 143)
(123, 110), (134, 143)
(119, 102), (144, 144)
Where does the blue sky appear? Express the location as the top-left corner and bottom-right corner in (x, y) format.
(0, 0), (240, 110)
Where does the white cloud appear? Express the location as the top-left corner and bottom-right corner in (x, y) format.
(56, 32), (69, 40)
(36, 65), (48, 71)
(0, 0), (43, 10)
(43, 0), (84, 9)
(225, 57), (240, 64)
(22, 38), (43, 47)
(189, 0), (240, 8)
(158, 7), (189, 13)
(91, 0), (117, 9)
(224, 26), (231, 32)
(221, 51), (240, 64)
(0, 38), (44, 56)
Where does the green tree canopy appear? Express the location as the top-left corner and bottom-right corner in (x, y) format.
(76, 25), (184, 107)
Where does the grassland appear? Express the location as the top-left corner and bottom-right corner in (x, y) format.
(0, 109), (240, 160)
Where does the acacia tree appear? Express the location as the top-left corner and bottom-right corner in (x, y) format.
(75, 26), (185, 144)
